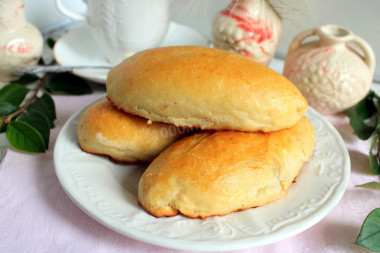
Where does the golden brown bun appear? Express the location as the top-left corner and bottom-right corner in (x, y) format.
(106, 46), (307, 132)
(77, 99), (184, 162)
(138, 117), (315, 219)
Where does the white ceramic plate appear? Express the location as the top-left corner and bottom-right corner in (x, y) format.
(54, 96), (350, 251)
(53, 22), (210, 83)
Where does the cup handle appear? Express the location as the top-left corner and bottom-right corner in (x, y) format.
(350, 35), (376, 75)
(288, 28), (317, 56)
(55, 0), (86, 21)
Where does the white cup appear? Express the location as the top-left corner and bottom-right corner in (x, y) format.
(55, 0), (170, 64)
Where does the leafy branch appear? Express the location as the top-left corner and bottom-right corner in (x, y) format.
(345, 90), (380, 251)
(2, 74), (47, 125)
(346, 90), (380, 174)
(0, 71), (93, 153)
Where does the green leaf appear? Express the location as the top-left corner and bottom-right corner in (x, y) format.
(356, 182), (380, 190)
(6, 121), (45, 153)
(47, 38), (55, 49)
(0, 124), (7, 133)
(369, 135), (380, 175)
(356, 208), (380, 252)
(0, 101), (18, 117)
(343, 106), (357, 118)
(355, 91), (377, 120)
(0, 83), (29, 106)
(369, 154), (380, 174)
(44, 72), (93, 95)
(349, 116), (376, 140)
(17, 110), (50, 149)
(28, 93), (56, 128)
(11, 73), (39, 85)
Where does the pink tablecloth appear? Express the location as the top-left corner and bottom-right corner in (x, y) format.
(0, 92), (378, 253)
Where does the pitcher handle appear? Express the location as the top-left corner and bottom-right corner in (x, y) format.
(351, 35), (376, 75)
(288, 28), (317, 56)
(55, 0), (86, 21)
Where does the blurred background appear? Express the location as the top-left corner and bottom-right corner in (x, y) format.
(24, 0), (380, 81)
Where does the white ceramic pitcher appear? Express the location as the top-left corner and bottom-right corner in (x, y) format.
(284, 25), (375, 115)
(55, 0), (170, 64)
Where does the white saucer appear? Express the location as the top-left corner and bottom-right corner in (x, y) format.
(53, 22), (210, 83)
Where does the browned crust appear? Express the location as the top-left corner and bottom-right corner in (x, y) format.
(137, 118), (315, 219)
(106, 46), (308, 133)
